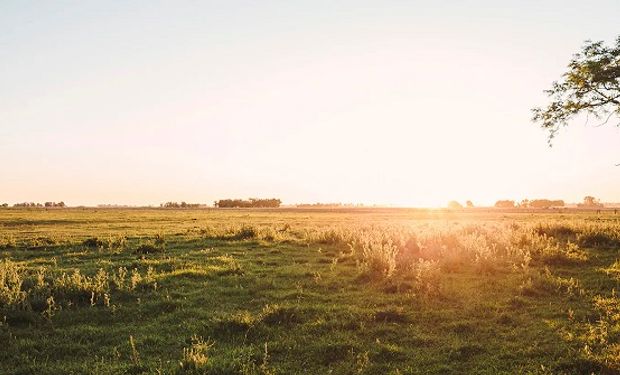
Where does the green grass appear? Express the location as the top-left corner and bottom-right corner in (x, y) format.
(1, 208), (620, 374)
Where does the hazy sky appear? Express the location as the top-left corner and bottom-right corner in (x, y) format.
(2, 1), (619, 207)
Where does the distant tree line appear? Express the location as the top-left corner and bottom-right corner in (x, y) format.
(215, 198), (281, 208)
(446, 201), (475, 209)
(45, 201), (66, 208)
(13, 202), (45, 208)
(494, 199), (565, 209)
(521, 199), (565, 209)
(10, 201), (66, 208)
(160, 202), (203, 208)
(493, 196), (606, 209)
(494, 200), (516, 208)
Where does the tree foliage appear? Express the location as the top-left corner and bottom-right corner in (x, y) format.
(527, 199), (564, 209)
(447, 200), (463, 209)
(215, 198), (281, 208)
(494, 200), (515, 208)
(44, 201), (66, 208)
(578, 195), (603, 208)
(532, 37), (620, 142)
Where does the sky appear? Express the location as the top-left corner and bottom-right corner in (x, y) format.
(1, 0), (619, 207)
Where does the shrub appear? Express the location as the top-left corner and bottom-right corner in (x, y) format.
(0, 260), (27, 309)
(459, 233), (496, 273)
(358, 240), (397, 279)
(306, 227), (354, 246)
(412, 259), (442, 295)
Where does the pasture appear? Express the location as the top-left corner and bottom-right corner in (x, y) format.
(1, 208), (620, 374)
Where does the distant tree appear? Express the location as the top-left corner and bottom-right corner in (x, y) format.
(519, 199), (530, 208)
(584, 196), (597, 205)
(532, 37), (620, 143)
(465, 200), (474, 208)
(447, 201), (463, 209)
(13, 202), (38, 208)
(579, 195), (603, 208)
(529, 199), (565, 209)
(0, 203), (8, 208)
(495, 200), (515, 208)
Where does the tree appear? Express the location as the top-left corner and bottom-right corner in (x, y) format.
(579, 195), (603, 208)
(529, 199), (565, 209)
(447, 201), (463, 209)
(494, 200), (515, 208)
(465, 200), (474, 208)
(532, 37), (620, 142)
(584, 196), (597, 206)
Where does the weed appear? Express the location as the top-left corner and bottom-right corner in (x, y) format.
(179, 335), (213, 372)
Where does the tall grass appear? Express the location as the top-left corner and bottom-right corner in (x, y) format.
(0, 260), (156, 313)
(301, 220), (603, 291)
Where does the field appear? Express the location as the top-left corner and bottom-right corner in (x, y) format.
(2, 208), (620, 374)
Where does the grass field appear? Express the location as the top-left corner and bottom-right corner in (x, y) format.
(1, 208), (620, 374)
